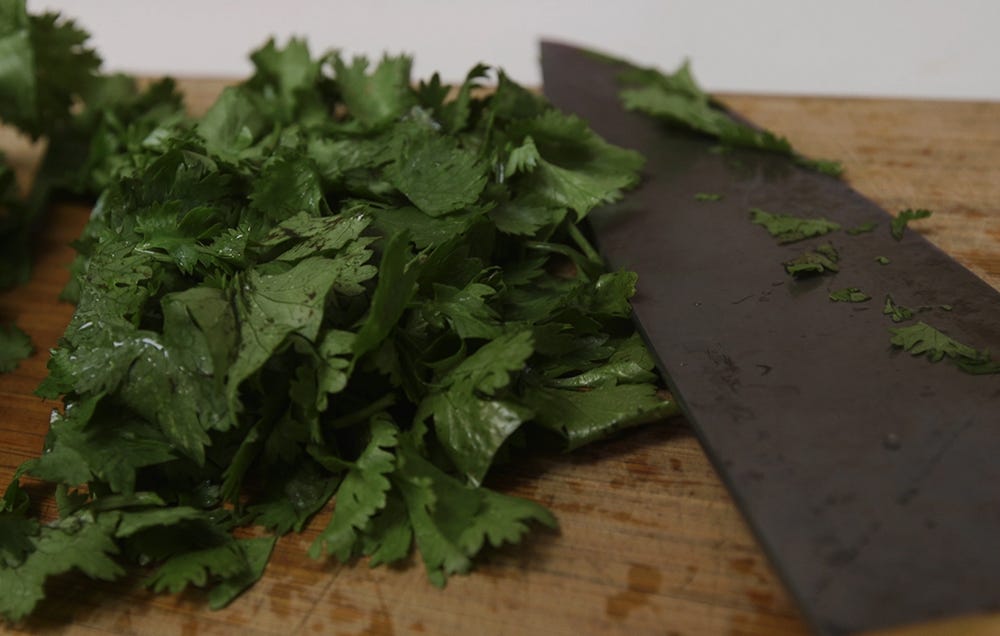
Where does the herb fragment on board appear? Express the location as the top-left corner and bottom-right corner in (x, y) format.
(846, 221), (878, 235)
(890, 208), (932, 240)
(876, 256), (890, 265)
(829, 287), (871, 303)
(694, 192), (723, 202)
(750, 208), (840, 244)
(889, 321), (1000, 374)
(783, 243), (839, 277)
(883, 295), (915, 323)
(595, 52), (842, 176)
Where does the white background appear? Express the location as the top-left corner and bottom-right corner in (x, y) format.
(28, 0), (1000, 100)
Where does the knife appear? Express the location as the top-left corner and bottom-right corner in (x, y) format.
(540, 40), (1000, 636)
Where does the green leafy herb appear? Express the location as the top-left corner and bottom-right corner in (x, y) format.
(890, 208), (932, 240)
(598, 52), (842, 176)
(694, 192), (723, 202)
(829, 287), (870, 303)
(783, 243), (839, 277)
(0, 324), (32, 373)
(0, 4), (678, 622)
(846, 221), (878, 235)
(750, 208), (840, 244)
(876, 256), (891, 265)
(883, 294), (915, 323)
(889, 321), (1000, 374)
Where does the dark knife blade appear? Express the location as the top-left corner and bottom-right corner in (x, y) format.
(541, 40), (1000, 636)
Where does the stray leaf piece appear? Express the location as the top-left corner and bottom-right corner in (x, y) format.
(607, 54), (842, 176)
(750, 208), (840, 244)
(784, 243), (839, 277)
(694, 192), (723, 202)
(889, 321), (1000, 374)
(890, 208), (932, 240)
(846, 221), (878, 235)
(829, 287), (871, 303)
(940, 304), (953, 312)
(0, 324), (33, 373)
(876, 256), (890, 265)
(883, 295), (914, 323)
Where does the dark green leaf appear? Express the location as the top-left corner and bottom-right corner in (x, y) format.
(750, 208), (840, 244)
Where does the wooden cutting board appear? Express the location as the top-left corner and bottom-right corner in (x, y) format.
(1, 81), (998, 635)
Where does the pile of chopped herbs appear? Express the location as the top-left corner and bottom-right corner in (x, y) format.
(0, 1), (679, 622)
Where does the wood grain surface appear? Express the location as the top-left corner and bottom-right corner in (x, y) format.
(1, 80), (998, 636)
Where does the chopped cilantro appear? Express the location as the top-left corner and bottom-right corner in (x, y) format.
(890, 208), (933, 240)
(596, 52), (842, 176)
(750, 208), (840, 244)
(846, 221), (878, 235)
(876, 256), (891, 265)
(829, 287), (871, 303)
(783, 243), (840, 277)
(890, 321), (1000, 374)
(883, 295), (915, 323)
(0, 1), (679, 621)
(694, 192), (723, 202)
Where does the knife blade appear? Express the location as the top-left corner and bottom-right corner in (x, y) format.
(541, 40), (1000, 636)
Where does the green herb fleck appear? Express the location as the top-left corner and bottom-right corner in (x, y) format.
(784, 243), (839, 277)
(750, 208), (840, 244)
(876, 256), (891, 265)
(694, 192), (723, 202)
(829, 287), (871, 303)
(890, 208), (933, 240)
(883, 294), (914, 323)
(846, 221), (878, 235)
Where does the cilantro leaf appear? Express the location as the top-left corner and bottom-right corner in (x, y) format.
(883, 294), (915, 323)
(309, 416), (398, 562)
(784, 243), (840, 277)
(393, 440), (556, 587)
(829, 287), (871, 303)
(890, 321), (1000, 373)
(332, 54), (415, 129)
(145, 540), (251, 595)
(207, 537), (276, 610)
(891, 208), (933, 240)
(0, 511), (122, 622)
(609, 55), (842, 176)
(847, 221), (878, 235)
(360, 491), (412, 567)
(0, 323), (32, 373)
(384, 129), (488, 217)
(694, 192), (723, 202)
(750, 208), (840, 244)
(228, 257), (361, 410)
(0, 1), (101, 139)
(419, 331), (535, 485)
(508, 110), (644, 218)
